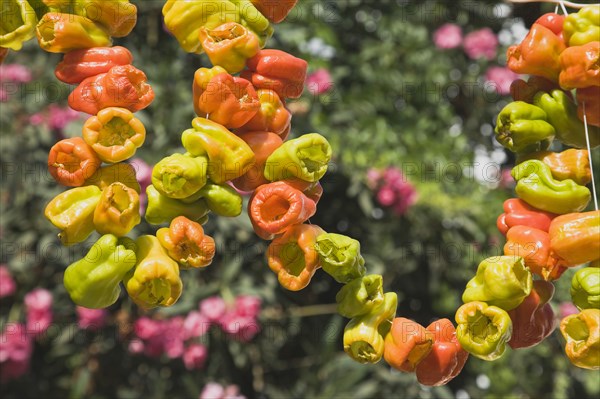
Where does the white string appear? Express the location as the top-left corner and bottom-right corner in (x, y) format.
(559, 0), (569, 15)
(583, 102), (599, 211)
(507, 0), (599, 9)
(554, 4), (559, 13)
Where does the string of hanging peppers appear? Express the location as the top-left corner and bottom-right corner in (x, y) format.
(0, 0), (598, 384)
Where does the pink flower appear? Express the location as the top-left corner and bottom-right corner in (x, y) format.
(134, 317), (162, 340)
(183, 344), (208, 370)
(29, 113), (44, 125)
(219, 312), (260, 342)
(0, 64), (32, 83)
(433, 23), (463, 49)
(374, 168), (418, 215)
(76, 307), (108, 331)
(200, 296), (227, 321)
(383, 167), (405, 188)
(377, 186), (396, 207)
(48, 104), (81, 130)
(306, 68), (333, 95)
(24, 288), (53, 337)
(391, 184), (418, 216)
(128, 339), (145, 354)
(183, 311), (210, 340)
(463, 28), (498, 60)
(485, 66), (519, 95)
(163, 317), (185, 358)
(366, 168), (382, 189)
(0, 265), (16, 298)
(129, 158), (152, 193)
(559, 302), (579, 319)
(200, 383), (225, 399)
(0, 88), (8, 102)
(234, 295), (261, 318)
(0, 324), (32, 382)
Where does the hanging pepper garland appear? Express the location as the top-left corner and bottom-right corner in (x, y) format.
(1, 0), (599, 383)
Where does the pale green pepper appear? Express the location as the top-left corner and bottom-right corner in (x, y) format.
(315, 233), (366, 283)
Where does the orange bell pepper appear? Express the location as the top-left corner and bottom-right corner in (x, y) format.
(250, 0), (298, 23)
(504, 225), (565, 281)
(519, 149), (591, 186)
(267, 224), (324, 291)
(48, 137), (102, 187)
(194, 72), (260, 129)
(248, 180), (317, 240)
(559, 41), (600, 90)
(549, 211), (600, 267)
(507, 23), (566, 82)
(576, 86), (600, 127)
(199, 22), (260, 74)
(55, 46), (133, 84)
(236, 89), (291, 139)
(68, 65), (155, 115)
(508, 280), (556, 349)
(497, 198), (557, 235)
(415, 319), (469, 386)
(192, 65), (227, 115)
(82, 107), (146, 163)
(156, 216), (216, 269)
(36, 12), (112, 53)
(241, 49), (308, 99)
(231, 131), (283, 192)
(534, 13), (565, 39)
(383, 317), (433, 373)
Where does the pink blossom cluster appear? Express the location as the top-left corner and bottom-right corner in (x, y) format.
(0, 64), (32, 102)
(433, 25), (498, 61)
(24, 288), (53, 338)
(367, 167), (418, 216)
(200, 382), (246, 399)
(29, 104), (82, 131)
(76, 307), (108, 331)
(130, 295), (261, 370)
(485, 66), (520, 95)
(306, 68), (333, 96)
(0, 265), (16, 298)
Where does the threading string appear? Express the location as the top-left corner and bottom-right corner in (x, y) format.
(554, 4), (559, 12)
(559, 0), (569, 15)
(583, 102), (599, 211)
(507, 0), (599, 9)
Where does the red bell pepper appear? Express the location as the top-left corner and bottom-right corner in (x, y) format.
(250, 0), (298, 23)
(576, 86), (600, 127)
(534, 13), (565, 39)
(236, 89), (291, 139)
(508, 280), (556, 349)
(383, 318), (433, 373)
(497, 198), (557, 235)
(55, 46), (133, 84)
(231, 131), (283, 192)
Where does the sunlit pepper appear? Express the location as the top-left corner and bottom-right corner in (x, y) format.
(559, 42), (600, 90)
(336, 275), (384, 318)
(510, 76), (560, 104)
(84, 163), (141, 194)
(534, 12), (566, 38)
(48, 137), (102, 187)
(55, 46), (133, 84)
(549, 211), (600, 267)
(497, 198), (557, 235)
(0, 0), (37, 51)
(151, 154), (208, 199)
(249, 181), (317, 240)
(344, 292), (397, 364)
(156, 216), (215, 268)
(264, 133), (332, 182)
(82, 107), (146, 163)
(63, 234), (136, 308)
(563, 5), (600, 46)
(93, 182), (141, 237)
(455, 301), (513, 361)
(576, 86), (600, 127)
(199, 22), (259, 74)
(44, 185), (102, 245)
(250, 0), (297, 23)
(163, 0), (272, 53)
(145, 185), (209, 225)
(236, 90), (292, 138)
(241, 49), (308, 99)
(182, 117), (255, 183)
(571, 266), (600, 310)
(314, 233), (366, 284)
(36, 12), (111, 53)
(462, 256), (532, 311)
(494, 102), (555, 153)
(195, 73), (260, 129)
(519, 150), (592, 186)
(68, 65), (155, 115)
(45, 0), (137, 37)
(508, 280), (556, 349)
(415, 319), (469, 386)
(512, 160), (591, 215)
(231, 131), (283, 192)
(266, 224), (324, 291)
(507, 23), (566, 82)
(193, 181), (242, 217)
(124, 235), (183, 309)
(283, 178), (324, 205)
(383, 318), (433, 372)
(504, 226), (565, 281)
(560, 308), (600, 370)
(192, 65), (228, 116)
(533, 89), (600, 149)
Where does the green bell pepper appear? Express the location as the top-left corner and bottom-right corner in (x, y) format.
(571, 266), (600, 310)
(63, 234), (137, 308)
(534, 90), (600, 149)
(512, 160), (591, 215)
(343, 292), (397, 364)
(455, 301), (513, 361)
(564, 5), (600, 46)
(336, 275), (384, 318)
(495, 102), (555, 153)
(0, 0), (37, 50)
(264, 133), (332, 182)
(462, 256), (532, 311)
(152, 153), (208, 199)
(145, 185), (209, 225)
(315, 233), (366, 283)
(194, 181), (242, 217)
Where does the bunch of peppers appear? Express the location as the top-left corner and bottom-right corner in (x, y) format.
(458, 6), (600, 370)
